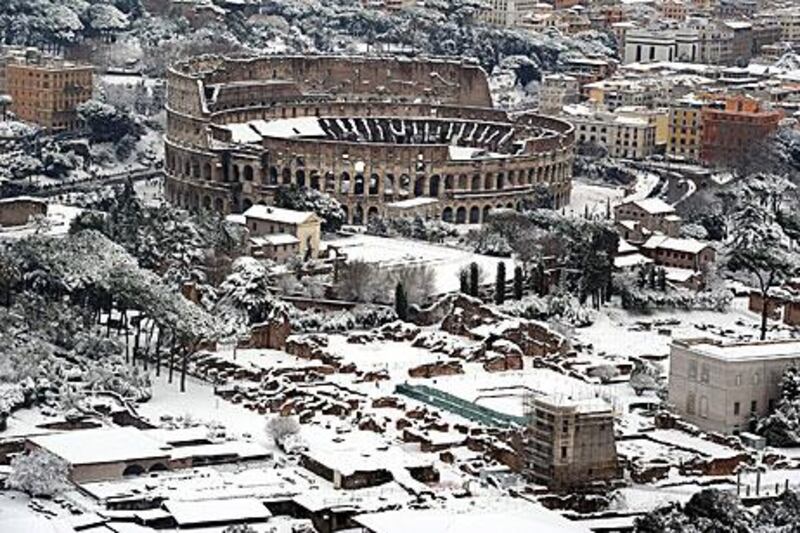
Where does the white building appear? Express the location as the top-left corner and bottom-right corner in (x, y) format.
(669, 338), (800, 434)
(623, 29), (701, 64)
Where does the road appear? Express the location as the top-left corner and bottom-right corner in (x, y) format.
(31, 167), (163, 198)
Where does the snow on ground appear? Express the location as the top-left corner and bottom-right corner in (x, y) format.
(0, 203), (83, 240)
(136, 373), (275, 450)
(566, 171), (660, 218)
(325, 233), (516, 294)
(573, 297), (778, 360)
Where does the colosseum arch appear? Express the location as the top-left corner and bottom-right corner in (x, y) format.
(149, 463), (168, 473)
(367, 206), (380, 221)
(470, 175), (481, 191)
(296, 169), (306, 187)
(398, 174), (410, 195)
(202, 162), (212, 180)
(341, 172), (351, 193)
(414, 176), (427, 197)
(369, 174), (380, 195)
(202, 195), (211, 210)
(484, 173), (494, 190)
(310, 172), (321, 190)
(269, 166), (279, 184)
(483, 205), (491, 220)
(442, 207), (453, 222)
(497, 173), (505, 190)
(214, 198), (225, 213)
(456, 206), (467, 223)
(384, 174), (396, 195)
(457, 174), (468, 190)
(353, 204), (364, 225)
(243, 165), (254, 181)
(232, 165), (241, 182)
(469, 206), (480, 224)
(429, 175), (441, 197)
(444, 175), (454, 190)
(354, 174), (365, 195)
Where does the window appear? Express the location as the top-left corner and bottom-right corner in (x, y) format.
(753, 372), (761, 385)
(688, 361), (698, 380)
(686, 392), (696, 415)
(734, 402), (740, 415)
(700, 365), (709, 383)
(751, 400), (758, 413)
(735, 374), (742, 386)
(561, 446), (567, 459)
(699, 396), (709, 418)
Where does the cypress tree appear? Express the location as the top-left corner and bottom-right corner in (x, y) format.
(395, 282), (408, 321)
(513, 266), (523, 300)
(495, 262), (506, 305)
(469, 262), (479, 297)
(459, 269), (469, 294)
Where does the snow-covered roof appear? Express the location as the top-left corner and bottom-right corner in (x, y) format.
(244, 205), (317, 225)
(642, 235), (711, 254)
(28, 428), (168, 466)
(617, 239), (638, 255)
(614, 253), (653, 269)
(677, 339), (800, 362)
(619, 197), (675, 215)
(448, 145), (489, 160)
(164, 498), (271, 526)
(385, 198), (440, 209)
(663, 267), (698, 283)
(536, 394), (614, 415)
(0, 196), (47, 205)
(354, 504), (590, 533)
(252, 234), (300, 246)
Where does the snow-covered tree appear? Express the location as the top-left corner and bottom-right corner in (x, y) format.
(7, 450), (70, 497)
(275, 185), (346, 232)
(266, 415), (300, 446)
(757, 365), (800, 446)
(635, 489), (753, 533)
(725, 202), (797, 340)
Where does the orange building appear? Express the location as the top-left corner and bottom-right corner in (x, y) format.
(700, 96), (782, 166)
(5, 53), (93, 132)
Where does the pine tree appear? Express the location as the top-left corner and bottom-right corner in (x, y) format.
(657, 267), (667, 291)
(495, 262), (506, 304)
(513, 265), (523, 300)
(395, 282), (408, 321)
(459, 269), (469, 294)
(469, 262), (480, 297)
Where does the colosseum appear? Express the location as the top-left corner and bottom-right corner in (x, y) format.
(164, 55), (575, 224)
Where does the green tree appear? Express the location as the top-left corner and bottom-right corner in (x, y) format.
(513, 265), (523, 300)
(395, 282), (408, 321)
(494, 262), (506, 304)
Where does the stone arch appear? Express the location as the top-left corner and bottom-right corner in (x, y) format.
(296, 169), (306, 188)
(399, 174), (411, 195)
(123, 464), (145, 477)
(483, 205), (491, 220)
(369, 173), (380, 195)
(202, 162), (212, 181)
(243, 165), (254, 181)
(233, 165), (241, 183)
(354, 174), (365, 195)
(341, 172), (352, 193)
(269, 166), (279, 184)
(202, 195), (211, 210)
(508, 170), (516, 187)
(455, 206), (467, 224)
(310, 172), (321, 191)
(471, 175), (481, 191)
(414, 176), (426, 197)
(353, 204), (365, 225)
(192, 192), (200, 210)
(367, 206), (380, 221)
(214, 198), (225, 213)
(148, 463), (168, 473)
(506, 202), (514, 209)
(430, 175), (441, 197)
(442, 207), (454, 222)
(496, 173), (505, 190)
(183, 159), (191, 177)
(445, 174), (454, 191)
(484, 174), (494, 190)
(527, 168), (535, 184)
(469, 206), (480, 224)
(282, 167), (292, 185)
(457, 174), (468, 190)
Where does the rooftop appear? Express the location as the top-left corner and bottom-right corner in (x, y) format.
(243, 205), (317, 225)
(675, 339), (800, 362)
(642, 235), (711, 254)
(28, 428), (168, 466)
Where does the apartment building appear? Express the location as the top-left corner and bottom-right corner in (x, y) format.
(566, 105), (658, 159)
(479, 0), (538, 27)
(524, 394), (619, 491)
(539, 74), (580, 114)
(669, 338), (800, 434)
(667, 95), (725, 161)
(2, 48), (93, 132)
(701, 95), (782, 166)
(242, 205), (321, 259)
(586, 78), (670, 110)
(777, 8), (800, 42)
(661, 0), (688, 21)
(614, 197), (681, 239)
